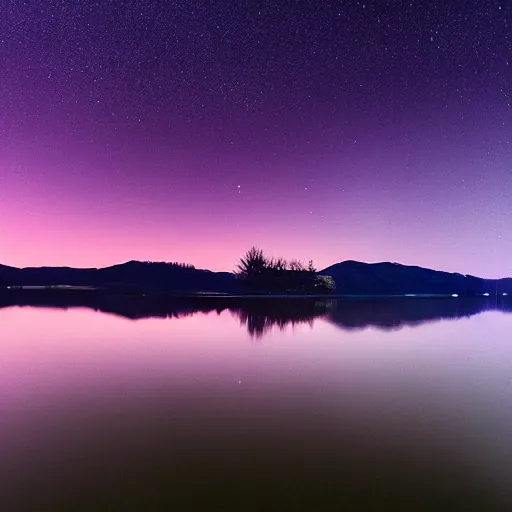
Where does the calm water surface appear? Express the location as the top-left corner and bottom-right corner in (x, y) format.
(1, 298), (512, 511)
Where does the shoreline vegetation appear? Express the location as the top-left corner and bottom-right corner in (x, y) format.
(234, 246), (336, 294)
(0, 246), (511, 298)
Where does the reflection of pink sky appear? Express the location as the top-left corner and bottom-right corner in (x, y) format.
(2, 154), (512, 278)
(0, 308), (238, 408)
(0, 307), (319, 417)
(2, 306), (512, 497)
(2, 306), (512, 415)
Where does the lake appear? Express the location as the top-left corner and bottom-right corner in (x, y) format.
(1, 296), (512, 511)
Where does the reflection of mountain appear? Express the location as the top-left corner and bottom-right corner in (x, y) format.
(0, 289), (220, 320)
(230, 298), (509, 337)
(1, 289), (510, 337)
(326, 298), (501, 331)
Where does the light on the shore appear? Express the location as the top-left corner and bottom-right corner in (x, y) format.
(452, 294), (459, 298)
(483, 293), (490, 297)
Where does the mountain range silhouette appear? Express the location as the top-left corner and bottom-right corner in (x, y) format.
(1, 259), (510, 296)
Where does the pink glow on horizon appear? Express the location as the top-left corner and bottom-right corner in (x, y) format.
(1, 208), (511, 279)
(2, 144), (512, 278)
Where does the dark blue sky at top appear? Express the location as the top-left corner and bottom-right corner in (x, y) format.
(0, 0), (511, 276)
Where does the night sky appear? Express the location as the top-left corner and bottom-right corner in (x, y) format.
(1, 1), (510, 276)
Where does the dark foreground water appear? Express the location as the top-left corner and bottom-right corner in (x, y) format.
(2, 296), (512, 511)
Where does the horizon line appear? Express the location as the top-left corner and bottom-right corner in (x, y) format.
(1, 258), (510, 281)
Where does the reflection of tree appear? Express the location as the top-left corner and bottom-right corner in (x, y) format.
(230, 297), (506, 336)
(230, 299), (328, 339)
(1, 290), (510, 339)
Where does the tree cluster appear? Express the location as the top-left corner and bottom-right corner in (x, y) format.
(235, 247), (335, 294)
(141, 261), (196, 270)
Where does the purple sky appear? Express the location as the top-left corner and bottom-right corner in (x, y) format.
(1, 1), (510, 277)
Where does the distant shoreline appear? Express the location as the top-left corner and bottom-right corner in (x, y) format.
(0, 286), (505, 301)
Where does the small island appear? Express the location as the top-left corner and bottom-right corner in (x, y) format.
(234, 247), (335, 294)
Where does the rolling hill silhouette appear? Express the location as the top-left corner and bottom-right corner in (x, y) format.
(320, 261), (512, 296)
(0, 260), (240, 294)
(0, 259), (511, 296)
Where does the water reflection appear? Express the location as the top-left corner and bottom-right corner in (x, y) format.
(2, 294), (512, 510)
(1, 290), (511, 338)
(229, 299), (324, 338)
(327, 297), (503, 331)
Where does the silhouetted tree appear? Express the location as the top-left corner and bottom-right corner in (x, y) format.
(289, 259), (305, 271)
(269, 256), (288, 271)
(142, 261), (196, 269)
(235, 246), (268, 280)
(235, 247), (334, 294)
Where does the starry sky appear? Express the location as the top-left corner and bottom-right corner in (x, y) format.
(1, 0), (510, 276)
